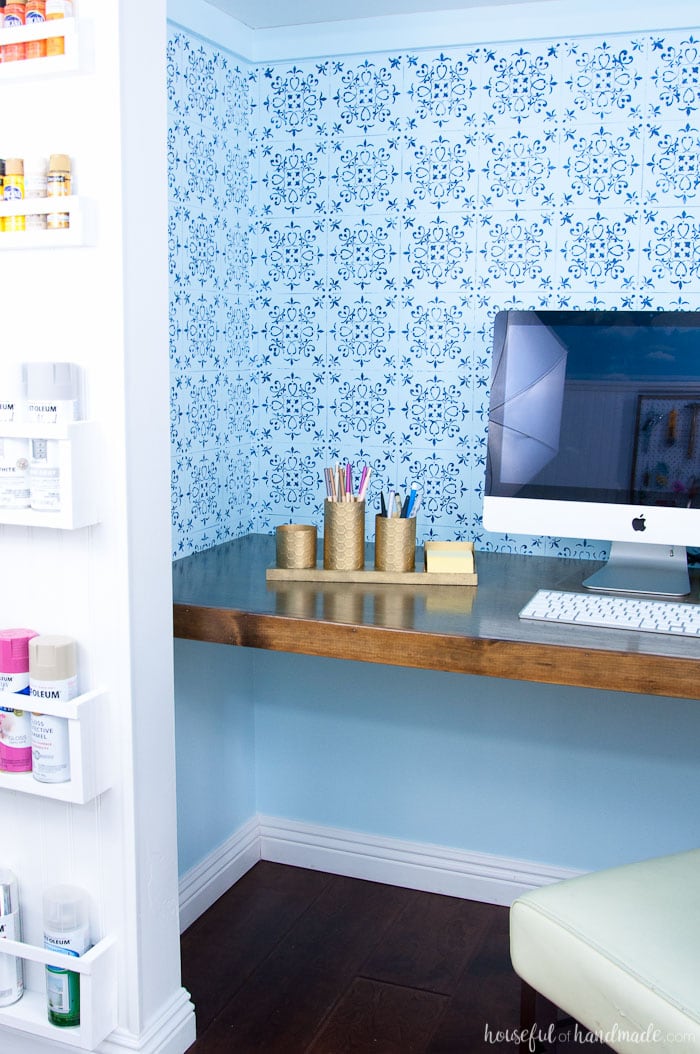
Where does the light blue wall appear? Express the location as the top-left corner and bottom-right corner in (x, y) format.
(254, 652), (700, 872)
(174, 640), (256, 874)
(169, 2), (700, 880)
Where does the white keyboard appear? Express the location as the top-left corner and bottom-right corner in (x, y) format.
(520, 589), (700, 637)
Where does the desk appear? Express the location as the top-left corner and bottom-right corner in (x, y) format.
(173, 535), (700, 701)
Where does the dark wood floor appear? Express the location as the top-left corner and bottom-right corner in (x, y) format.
(181, 862), (606, 1053)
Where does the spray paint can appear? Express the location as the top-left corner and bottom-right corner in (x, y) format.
(0, 869), (23, 1007)
(43, 885), (90, 1027)
(0, 438), (30, 510)
(22, 361), (82, 424)
(29, 635), (77, 784)
(0, 362), (24, 424)
(22, 362), (82, 513)
(0, 629), (38, 773)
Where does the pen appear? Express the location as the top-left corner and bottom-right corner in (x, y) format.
(358, 465), (371, 502)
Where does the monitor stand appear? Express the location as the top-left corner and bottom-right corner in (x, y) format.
(583, 542), (690, 597)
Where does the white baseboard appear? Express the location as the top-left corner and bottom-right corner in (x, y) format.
(97, 989), (196, 1054)
(178, 815), (260, 932)
(258, 815), (581, 906)
(179, 813), (581, 930)
(0, 990), (196, 1054)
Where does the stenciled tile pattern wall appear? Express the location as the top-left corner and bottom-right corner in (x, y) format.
(167, 24), (700, 560)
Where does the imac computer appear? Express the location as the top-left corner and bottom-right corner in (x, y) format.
(483, 310), (700, 597)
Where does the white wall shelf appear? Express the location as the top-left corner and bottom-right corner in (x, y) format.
(0, 687), (111, 803)
(0, 420), (100, 529)
(0, 197), (92, 249)
(0, 18), (78, 78)
(0, 934), (117, 1050)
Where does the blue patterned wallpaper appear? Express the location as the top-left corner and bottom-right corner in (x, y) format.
(167, 26), (700, 560)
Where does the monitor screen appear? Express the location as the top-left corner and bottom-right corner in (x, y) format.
(483, 310), (700, 595)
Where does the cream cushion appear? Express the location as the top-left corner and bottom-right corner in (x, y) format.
(510, 849), (700, 1053)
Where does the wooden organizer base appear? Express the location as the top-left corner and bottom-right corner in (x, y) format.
(266, 563), (478, 587)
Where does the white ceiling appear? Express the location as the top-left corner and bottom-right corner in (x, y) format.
(205, 0), (549, 30)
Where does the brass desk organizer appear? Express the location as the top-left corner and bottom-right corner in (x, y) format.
(323, 499), (365, 571)
(267, 538), (477, 587)
(374, 514), (416, 572)
(276, 524), (318, 569)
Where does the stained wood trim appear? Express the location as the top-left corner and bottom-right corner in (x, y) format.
(173, 603), (699, 700)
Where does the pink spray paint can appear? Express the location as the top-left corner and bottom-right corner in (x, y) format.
(0, 629), (39, 773)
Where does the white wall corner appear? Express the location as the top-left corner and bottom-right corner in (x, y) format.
(178, 815), (262, 932)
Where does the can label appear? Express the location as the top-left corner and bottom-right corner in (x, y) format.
(0, 707), (32, 772)
(0, 912), (23, 1007)
(30, 713), (71, 783)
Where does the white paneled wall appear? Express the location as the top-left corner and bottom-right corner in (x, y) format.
(0, 2), (194, 1052)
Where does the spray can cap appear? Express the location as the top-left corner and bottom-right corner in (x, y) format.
(0, 869), (19, 917)
(0, 629), (39, 674)
(29, 635), (77, 682)
(23, 361), (81, 404)
(43, 885), (88, 932)
(0, 362), (24, 399)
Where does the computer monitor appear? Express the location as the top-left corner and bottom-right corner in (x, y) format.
(483, 310), (700, 597)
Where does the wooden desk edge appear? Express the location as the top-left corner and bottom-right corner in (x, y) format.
(173, 603), (699, 700)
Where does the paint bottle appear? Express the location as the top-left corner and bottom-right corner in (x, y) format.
(0, 160), (5, 233)
(0, 870), (23, 1008)
(2, 0), (26, 63)
(25, 0), (46, 59)
(2, 159), (25, 233)
(24, 157), (48, 231)
(0, 629), (37, 772)
(46, 154), (71, 230)
(43, 885), (90, 1027)
(29, 635), (77, 784)
(45, 0), (71, 58)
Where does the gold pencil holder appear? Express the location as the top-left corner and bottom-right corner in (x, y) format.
(374, 514), (417, 572)
(323, 500), (365, 570)
(276, 523), (318, 569)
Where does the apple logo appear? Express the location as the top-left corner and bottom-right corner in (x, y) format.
(632, 514), (646, 532)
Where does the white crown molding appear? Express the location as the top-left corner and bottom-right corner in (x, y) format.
(169, 0), (700, 62)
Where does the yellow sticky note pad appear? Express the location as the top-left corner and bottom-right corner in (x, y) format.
(424, 541), (475, 574)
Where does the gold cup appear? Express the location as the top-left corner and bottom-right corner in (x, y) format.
(323, 499), (366, 570)
(275, 523), (318, 569)
(374, 514), (417, 572)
